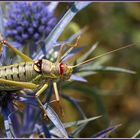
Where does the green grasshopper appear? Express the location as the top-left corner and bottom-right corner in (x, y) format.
(0, 34), (134, 118)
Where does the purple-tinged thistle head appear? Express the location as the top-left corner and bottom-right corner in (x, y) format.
(4, 2), (57, 46)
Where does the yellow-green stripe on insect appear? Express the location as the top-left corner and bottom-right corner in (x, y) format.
(0, 34), (134, 119)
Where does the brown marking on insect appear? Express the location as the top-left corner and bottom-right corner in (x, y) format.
(33, 60), (42, 73)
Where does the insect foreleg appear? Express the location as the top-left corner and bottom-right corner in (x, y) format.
(0, 36), (33, 62)
(60, 36), (81, 61)
(35, 83), (49, 119)
(56, 45), (65, 64)
(55, 36), (80, 64)
(67, 35), (80, 48)
(0, 78), (38, 89)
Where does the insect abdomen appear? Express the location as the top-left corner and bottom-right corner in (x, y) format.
(0, 62), (38, 82)
(0, 62), (39, 91)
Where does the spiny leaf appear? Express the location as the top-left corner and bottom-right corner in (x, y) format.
(34, 27), (88, 60)
(92, 124), (121, 138)
(64, 116), (101, 128)
(77, 71), (97, 77)
(80, 66), (136, 74)
(68, 116), (101, 137)
(9, 41), (22, 49)
(52, 27), (87, 48)
(67, 26), (88, 43)
(70, 124), (87, 138)
(70, 86), (109, 127)
(62, 93), (86, 119)
(47, 2), (59, 13)
(44, 2), (92, 52)
(44, 104), (68, 138)
(42, 123), (51, 138)
(78, 42), (98, 63)
(62, 47), (84, 62)
(0, 5), (5, 36)
(87, 54), (111, 67)
(1, 108), (14, 138)
(18, 97), (37, 106)
(70, 74), (87, 82)
(0, 5), (6, 65)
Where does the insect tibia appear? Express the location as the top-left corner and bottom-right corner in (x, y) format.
(72, 43), (135, 68)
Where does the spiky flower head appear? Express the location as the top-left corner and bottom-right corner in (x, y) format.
(4, 2), (57, 47)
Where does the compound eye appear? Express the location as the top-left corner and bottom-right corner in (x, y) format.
(34, 59), (42, 73)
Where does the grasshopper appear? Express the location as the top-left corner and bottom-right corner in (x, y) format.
(0, 34), (134, 119)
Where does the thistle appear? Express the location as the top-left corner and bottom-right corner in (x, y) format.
(4, 2), (57, 51)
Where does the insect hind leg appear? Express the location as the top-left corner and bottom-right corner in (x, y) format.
(0, 34), (33, 62)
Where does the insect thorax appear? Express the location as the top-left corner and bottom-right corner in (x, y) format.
(33, 59), (73, 80)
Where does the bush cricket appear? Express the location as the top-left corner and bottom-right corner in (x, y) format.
(0, 34), (134, 119)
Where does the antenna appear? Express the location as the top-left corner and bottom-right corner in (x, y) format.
(72, 44), (135, 68)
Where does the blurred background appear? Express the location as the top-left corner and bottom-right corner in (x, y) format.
(0, 2), (140, 138)
(56, 2), (140, 138)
